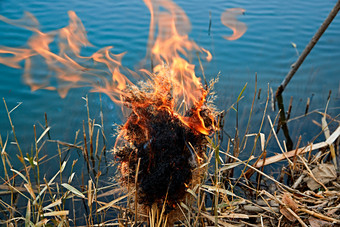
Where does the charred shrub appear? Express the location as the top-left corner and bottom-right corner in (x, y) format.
(115, 106), (210, 211)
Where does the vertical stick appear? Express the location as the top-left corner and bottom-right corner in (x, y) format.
(276, 95), (293, 151)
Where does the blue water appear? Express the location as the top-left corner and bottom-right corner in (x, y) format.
(0, 0), (339, 175)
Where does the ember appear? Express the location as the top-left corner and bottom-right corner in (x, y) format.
(114, 71), (216, 211)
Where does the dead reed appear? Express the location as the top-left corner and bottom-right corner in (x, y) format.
(0, 82), (339, 226)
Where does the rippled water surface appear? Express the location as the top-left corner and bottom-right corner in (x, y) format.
(0, 0), (339, 170)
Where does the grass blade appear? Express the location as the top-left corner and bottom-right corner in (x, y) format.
(61, 183), (85, 198)
(11, 168), (29, 184)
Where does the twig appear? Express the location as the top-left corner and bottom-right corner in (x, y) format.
(298, 208), (340, 224)
(286, 207), (308, 227)
(292, 174), (306, 189)
(134, 158), (141, 226)
(276, 95), (293, 150)
(286, 96), (293, 120)
(276, 0), (340, 96)
(224, 152), (304, 195)
(267, 115), (292, 165)
(297, 155), (328, 191)
(255, 126), (340, 168)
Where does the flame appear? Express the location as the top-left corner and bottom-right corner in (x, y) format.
(0, 1), (247, 135)
(145, 0), (211, 108)
(221, 8), (247, 41)
(141, 0), (214, 134)
(0, 11), (132, 103)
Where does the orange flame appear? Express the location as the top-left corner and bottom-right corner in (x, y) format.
(221, 8), (247, 41)
(0, 11), (132, 102)
(141, 0), (214, 134)
(0, 1), (232, 135)
(145, 0), (211, 108)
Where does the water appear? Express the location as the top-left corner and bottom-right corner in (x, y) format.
(0, 0), (339, 185)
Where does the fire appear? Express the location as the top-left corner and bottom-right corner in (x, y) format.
(221, 8), (247, 41)
(137, 0), (217, 135)
(0, 1), (246, 134)
(0, 0), (247, 214)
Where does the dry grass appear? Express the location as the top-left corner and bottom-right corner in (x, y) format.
(1, 83), (339, 226)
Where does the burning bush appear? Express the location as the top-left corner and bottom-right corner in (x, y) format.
(114, 71), (217, 212)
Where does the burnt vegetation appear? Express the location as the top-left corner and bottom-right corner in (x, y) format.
(114, 75), (216, 212)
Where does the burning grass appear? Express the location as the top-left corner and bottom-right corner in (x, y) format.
(1, 0), (339, 225)
(114, 72), (217, 213)
(1, 84), (340, 226)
